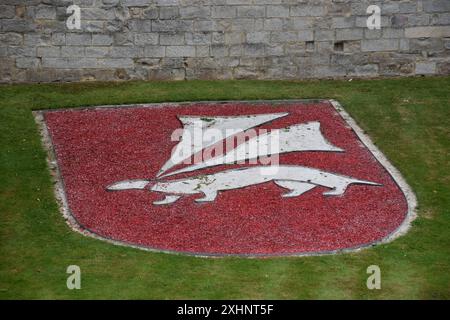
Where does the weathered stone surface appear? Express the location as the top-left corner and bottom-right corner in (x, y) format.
(407, 14), (431, 27)
(143, 7), (159, 19)
(336, 28), (364, 41)
(179, 6), (211, 19)
(8, 46), (36, 57)
(361, 39), (399, 52)
(315, 30), (335, 41)
(246, 31), (270, 44)
(147, 68), (185, 80)
(238, 6), (265, 18)
(291, 5), (325, 17)
(35, 5), (57, 20)
(382, 28), (404, 39)
(0, 5), (15, 19)
(37, 46), (61, 57)
(231, 18), (254, 31)
(85, 47), (110, 57)
(267, 5), (289, 18)
(166, 45), (195, 57)
(185, 32), (211, 45)
(195, 45), (210, 57)
(98, 58), (135, 68)
(42, 58), (98, 69)
(271, 31), (298, 43)
(432, 12), (450, 25)
(409, 38), (444, 52)
(16, 57), (40, 68)
(92, 34), (113, 45)
(124, 0), (153, 7)
(152, 20), (193, 32)
(212, 6), (236, 19)
(351, 64), (379, 76)
(437, 61), (450, 74)
(2, 20), (35, 32)
(399, 2), (417, 14)
(332, 17), (355, 29)
(160, 33), (185, 45)
(405, 26), (450, 38)
(144, 45), (165, 57)
(109, 46), (142, 58)
(415, 61), (436, 74)
(134, 33), (159, 45)
(313, 64), (347, 78)
(423, 0), (450, 13)
(243, 43), (265, 56)
(66, 33), (92, 46)
(0, 0), (448, 82)
(0, 33), (23, 46)
(298, 30), (314, 41)
(159, 6), (179, 19)
(211, 44), (229, 57)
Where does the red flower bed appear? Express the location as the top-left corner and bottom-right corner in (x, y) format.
(44, 101), (408, 256)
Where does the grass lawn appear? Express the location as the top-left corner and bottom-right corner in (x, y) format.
(0, 77), (449, 299)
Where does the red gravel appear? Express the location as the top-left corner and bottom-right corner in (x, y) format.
(44, 102), (408, 256)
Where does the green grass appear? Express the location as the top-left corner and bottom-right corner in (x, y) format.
(0, 77), (449, 299)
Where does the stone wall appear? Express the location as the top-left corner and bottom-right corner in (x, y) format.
(1, 0), (449, 82)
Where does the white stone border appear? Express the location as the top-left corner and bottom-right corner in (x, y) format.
(329, 99), (417, 244)
(33, 99), (417, 258)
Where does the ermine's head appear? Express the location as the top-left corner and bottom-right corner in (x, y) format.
(106, 179), (154, 191)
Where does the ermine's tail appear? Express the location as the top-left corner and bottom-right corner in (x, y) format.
(322, 178), (381, 196)
(353, 179), (382, 186)
(106, 179), (151, 191)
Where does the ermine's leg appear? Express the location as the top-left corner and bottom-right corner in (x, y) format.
(153, 195), (181, 205)
(322, 185), (347, 196)
(274, 180), (316, 198)
(195, 190), (218, 203)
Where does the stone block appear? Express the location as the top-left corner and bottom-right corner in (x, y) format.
(405, 26), (450, 38)
(42, 58), (98, 69)
(315, 30), (335, 41)
(37, 46), (61, 57)
(16, 57), (40, 68)
(212, 6), (236, 18)
(35, 5), (56, 19)
(166, 45), (196, 57)
(423, 0), (450, 13)
(267, 5), (289, 18)
(361, 39), (399, 52)
(237, 6), (265, 18)
(160, 6), (179, 19)
(144, 45), (165, 57)
(66, 33), (92, 46)
(415, 61), (436, 74)
(246, 31), (270, 44)
(211, 44), (229, 57)
(160, 33), (185, 45)
(298, 30), (314, 41)
(152, 20), (193, 32)
(291, 5), (325, 17)
(185, 33), (211, 45)
(179, 6), (211, 19)
(0, 5), (15, 19)
(134, 33), (159, 45)
(336, 28), (363, 41)
(0, 33), (23, 46)
(98, 58), (135, 68)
